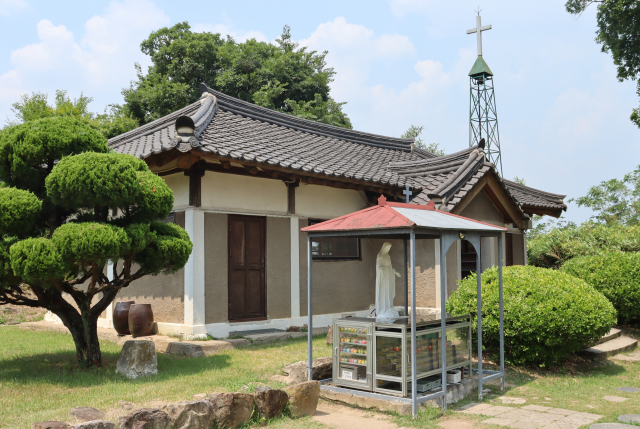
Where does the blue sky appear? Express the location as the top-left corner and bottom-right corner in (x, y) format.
(1, 0), (638, 223)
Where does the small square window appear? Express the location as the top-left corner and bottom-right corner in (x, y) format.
(309, 219), (361, 261)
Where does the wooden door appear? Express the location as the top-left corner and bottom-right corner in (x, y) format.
(228, 215), (266, 321)
(505, 233), (514, 266)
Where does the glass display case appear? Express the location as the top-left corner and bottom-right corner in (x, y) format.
(333, 314), (471, 397)
(333, 319), (373, 389)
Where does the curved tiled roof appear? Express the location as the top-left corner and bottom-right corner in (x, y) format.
(503, 179), (567, 215)
(107, 85), (566, 219)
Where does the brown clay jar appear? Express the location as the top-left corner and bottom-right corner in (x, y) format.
(128, 304), (155, 337)
(112, 301), (135, 335)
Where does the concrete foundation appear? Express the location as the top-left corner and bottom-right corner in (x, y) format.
(319, 377), (478, 416)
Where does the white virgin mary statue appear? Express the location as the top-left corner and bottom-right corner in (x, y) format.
(375, 242), (401, 320)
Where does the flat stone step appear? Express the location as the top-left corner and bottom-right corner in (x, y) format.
(598, 328), (622, 345)
(582, 335), (638, 361)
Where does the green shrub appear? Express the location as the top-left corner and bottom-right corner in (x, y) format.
(562, 252), (640, 324)
(527, 222), (640, 269)
(446, 265), (616, 367)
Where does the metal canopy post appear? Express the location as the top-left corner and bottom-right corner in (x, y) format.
(404, 239), (409, 316)
(498, 234), (505, 390)
(307, 235), (313, 382)
(410, 230), (417, 418)
(476, 235), (483, 400)
(439, 235), (449, 414)
(477, 237), (483, 401)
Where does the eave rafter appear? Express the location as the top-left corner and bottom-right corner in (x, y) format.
(146, 150), (407, 200)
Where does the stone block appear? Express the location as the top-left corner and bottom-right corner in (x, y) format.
(161, 400), (213, 429)
(69, 407), (105, 423)
(254, 386), (288, 419)
(325, 325), (333, 345)
(602, 396), (629, 402)
(619, 415), (640, 424)
(32, 422), (69, 429)
(116, 340), (158, 379)
(244, 333), (291, 345)
(283, 357), (332, 384)
(118, 408), (170, 429)
(70, 421), (115, 429)
(284, 380), (320, 418)
(207, 392), (254, 428)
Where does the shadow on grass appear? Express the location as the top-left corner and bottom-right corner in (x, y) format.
(0, 349), (232, 388)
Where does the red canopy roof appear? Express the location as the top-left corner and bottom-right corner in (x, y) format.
(301, 195), (507, 233)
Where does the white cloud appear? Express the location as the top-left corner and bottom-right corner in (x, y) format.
(0, 0), (30, 16)
(192, 22), (268, 43)
(0, 0), (169, 120)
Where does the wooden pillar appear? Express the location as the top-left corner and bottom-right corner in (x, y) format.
(185, 161), (206, 207)
(287, 180), (299, 214)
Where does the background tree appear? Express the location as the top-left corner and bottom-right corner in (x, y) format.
(401, 125), (445, 155)
(6, 90), (139, 139)
(121, 23), (352, 128)
(0, 117), (192, 367)
(570, 164), (640, 225)
(566, 0), (640, 127)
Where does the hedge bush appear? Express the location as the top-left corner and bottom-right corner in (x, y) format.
(562, 252), (640, 325)
(527, 222), (640, 269)
(446, 265), (616, 367)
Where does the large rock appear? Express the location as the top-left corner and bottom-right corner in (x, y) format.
(207, 393), (254, 428)
(161, 400), (213, 429)
(254, 386), (288, 419)
(283, 357), (332, 384)
(325, 325), (333, 345)
(69, 407), (105, 423)
(71, 421), (115, 429)
(284, 381), (320, 418)
(118, 408), (170, 429)
(116, 340), (158, 379)
(32, 423), (69, 429)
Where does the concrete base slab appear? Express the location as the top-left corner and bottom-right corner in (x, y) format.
(319, 378), (477, 416)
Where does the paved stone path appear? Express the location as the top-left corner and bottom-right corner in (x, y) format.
(616, 387), (640, 393)
(602, 396), (629, 403)
(590, 424), (637, 428)
(611, 351), (640, 362)
(618, 414), (640, 424)
(459, 403), (603, 429)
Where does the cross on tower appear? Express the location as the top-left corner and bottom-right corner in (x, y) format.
(466, 13), (492, 56)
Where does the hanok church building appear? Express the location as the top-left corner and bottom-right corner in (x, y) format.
(100, 83), (566, 337)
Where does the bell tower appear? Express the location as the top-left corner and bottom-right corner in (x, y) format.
(467, 13), (503, 176)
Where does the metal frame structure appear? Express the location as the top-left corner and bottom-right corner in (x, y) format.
(305, 226), (505, 418)
(469, 73), (502, 177)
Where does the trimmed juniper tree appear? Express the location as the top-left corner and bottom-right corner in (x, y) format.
(0, 116), (192, 367)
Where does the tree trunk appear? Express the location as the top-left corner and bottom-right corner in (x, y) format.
(41, 289), (104, 368)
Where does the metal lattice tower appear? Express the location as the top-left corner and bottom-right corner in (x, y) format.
(467, 14), (503, 176)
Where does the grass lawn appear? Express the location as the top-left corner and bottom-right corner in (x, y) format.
(0, 326), (332, 428)
(1, 327), (640, 429)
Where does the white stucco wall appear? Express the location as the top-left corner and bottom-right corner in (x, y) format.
(163, 173), (190, 209)
(296, 183), (367, 219)
(200, 171), (289, 214)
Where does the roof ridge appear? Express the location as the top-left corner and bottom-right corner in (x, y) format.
(388, 146), (479, 172)
(200, 83), (414, 152)
(107, 100), (202, 149)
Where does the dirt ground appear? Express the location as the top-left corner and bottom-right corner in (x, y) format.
(0, 294), (47, 325)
